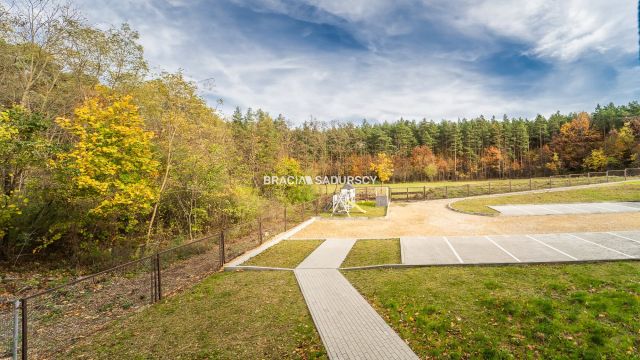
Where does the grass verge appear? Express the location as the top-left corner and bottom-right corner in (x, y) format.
(450, 180), (640, 215)
(69, 271), (326, 359)
(242, 240), (324, 268)
(341, 239), (401, 268)
(344, 262), (640, 359)
(320, 200), (386, 218)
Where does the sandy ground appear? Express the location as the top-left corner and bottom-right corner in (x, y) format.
(293, 198), (640, 239)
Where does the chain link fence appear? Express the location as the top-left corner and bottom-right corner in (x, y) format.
(0, 196), (322, 359)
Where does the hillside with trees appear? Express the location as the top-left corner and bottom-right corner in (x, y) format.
(1, 1), (639, 266)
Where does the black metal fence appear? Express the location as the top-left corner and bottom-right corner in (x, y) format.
(372, 168), (640, 201)
(0, 197), (327, 360)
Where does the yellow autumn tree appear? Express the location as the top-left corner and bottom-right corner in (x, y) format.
(53, 88), (158, 233)
(370, 153), (394, 183)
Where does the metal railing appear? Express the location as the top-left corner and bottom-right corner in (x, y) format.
(0, 196), (328, 359)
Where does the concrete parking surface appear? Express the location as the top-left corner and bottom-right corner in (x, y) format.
(401, 231), (640, 265)
(490, 202), (640, 216)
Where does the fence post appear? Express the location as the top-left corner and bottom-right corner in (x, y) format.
(20, 298), (26, 360)
(365, 187), (368, 200)
(284, 206), (287, 231)
(606, 171), (609, 183)
(624, 168), (627, 180)
(13, 300), (19, 360)
(155, 253), (162, 301)
(587, 172), (591, 184)
(444, 186), (448, 199)
(219, 230), (226, 266)
(467, 184), (470, 197)
(423, 186), (426, 200)
(258, 218), (263, 244)
(549, 176), (552, 188)
(488, 182), (491, 194)
(509, 179), (512, 192)
(406, 187), (409, 200)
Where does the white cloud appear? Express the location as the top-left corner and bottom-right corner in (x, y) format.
(453, 0), (636, 61)
(71, 0), (640, 123)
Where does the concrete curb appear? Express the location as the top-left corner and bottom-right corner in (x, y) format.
(227, 257), (639, 272)
(224, 265), (293, 272)
(340, 257), (639, 271)
(224, 217), (317, 268)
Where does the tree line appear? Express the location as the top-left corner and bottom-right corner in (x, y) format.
(1, 1), (639, 265)
(260, 105), (639, 183)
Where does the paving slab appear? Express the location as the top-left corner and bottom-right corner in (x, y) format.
(609, 230), (640, 242)
(401, 237), (461, 265)
(490, 202), (640, 216)
(446, 236), (516, 263)
(488, 234), (574, 262)
(570, 233), (639, 258)
(529, 234), (629, 260)
(295, 269), (419, 359)
(297, 238), (356, 269)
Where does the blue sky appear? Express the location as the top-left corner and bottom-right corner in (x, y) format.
(76, 0), (640, 123)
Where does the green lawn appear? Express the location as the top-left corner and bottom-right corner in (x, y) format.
(451, 180), (640, 215)
(70, 271), (326, 359)
(242, 240), (323, 268)
(344, 262), (640, 359)
(341, 239), (401, 268)
(320, 200), (386, 218)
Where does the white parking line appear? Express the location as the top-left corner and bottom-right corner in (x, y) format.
(442, 236), (464, 264)
(536, 205), (562, 214)
(568, 234), (634, 258)
(525, 235), (578, 260)
(607, 232), (640, 245)
(484, 236), (521, 262)
(558, 204), (589, 213)
(587, 203), (621, 212)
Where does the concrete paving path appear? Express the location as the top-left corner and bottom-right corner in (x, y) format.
(490, 202), (640, 216)
(401, 231), (640, 265)
(297, 238), (357, 269)
(295, 239), (418, 360)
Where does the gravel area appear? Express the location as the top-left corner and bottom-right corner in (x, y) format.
(293, 198), (640, 239)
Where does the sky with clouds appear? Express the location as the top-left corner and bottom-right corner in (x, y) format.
(75, 0), (640, 123)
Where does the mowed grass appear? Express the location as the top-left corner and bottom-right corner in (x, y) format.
(320, 200), (386, 218)
(70, 271), (327, 359)
(242, 240), (323, 268)
(341, 239), (401, 268)
(451, 180), (640, 215)
(344, 262), (640, 359)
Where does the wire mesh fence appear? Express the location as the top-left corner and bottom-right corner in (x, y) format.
(379, 167), (640, 202)
(2, 196), (320, 359)
(19, 256), (155, 359)
(0, 300), (17, 360)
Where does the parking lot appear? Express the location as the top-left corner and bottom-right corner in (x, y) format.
(489, 202), (640, 216)
(401, 231), (640, 265)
